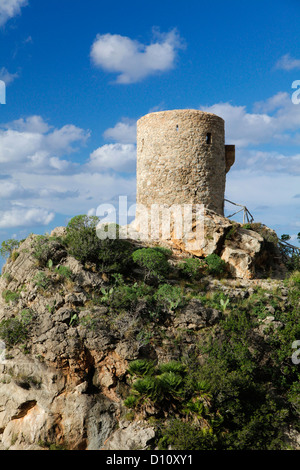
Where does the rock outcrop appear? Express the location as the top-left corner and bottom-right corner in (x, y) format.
(130, 209), (286, 280)
(0, 225), (295, 450)
(0, 232), (224, 450)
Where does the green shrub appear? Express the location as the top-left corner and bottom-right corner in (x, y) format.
(178, 258), (203, 279)
(2, 289), (20, 304)
(32, 235), (53, 266)
(65, 215), (133, 273)
(158, 420), (217, 450)
(152, 247), (172, 258)
(0, 316), (30, 348)
(288, 271), (300, 288)
(99, 275), (153, 312)
(132, 248), (170, 281)
(20, 309), (33, 325)
(154, 284), (183, 312)
(1, 272), (13, 283)
(128, 359), (156, 377)
(158, 361), (186, 375)
(33, 271), (51, 290)
(11, 251), (19, 262)
(132, 376), (161, 401)
(98, 238), (134, 273)
(125, 359), (189, 409)
(123, 395), (139, 409)
(225, 223), (239, 240)
(55, 265), (73, 280)
(65, 215), (100, 263)
(205, 254), (226, 276)
(158, 371), (184, 397)
(0, 239), (20, 260)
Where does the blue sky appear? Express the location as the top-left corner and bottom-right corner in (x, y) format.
(0, 0), (300, 266)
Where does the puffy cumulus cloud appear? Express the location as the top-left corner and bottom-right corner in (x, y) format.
(0, 0), (28, 27)
(201, 91), (300, 147)
(90, 29), (184, 84)
(201, 92), (300, 241)
(0, 116), (90, 172)
(0, 205), (54, 229)
(201, 102), (275, 147)
(0, 112), (139, 235)
(5, 115), (51, 133)
(88, 143), (136, 173)
(275, 54), (300, 71)
(103, 118), (137, 144)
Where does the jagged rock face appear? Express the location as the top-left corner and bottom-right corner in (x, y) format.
(0, 235), (126, 450)
(129, 209), (286, 280)
(102, 420), (156, 450)
(0, 356), (118, 450)
(0, 233), (223, 450)
(0, 225), (290, 450)
(159, 210), (285, 280)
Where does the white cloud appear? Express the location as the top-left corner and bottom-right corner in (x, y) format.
(0, 178), (79, 200)
(225, 169), (300, 228)
(0, 180), (30, 199)
(201, 101), (275, 147)
(0, 67), (19, 85)
(0, 206), (54, 229)
(6, 115), (51, 133)
(103, 118), (137, 144)
(201, 91), (300, 147)
(242, 150), (300, 175)
(276, 54), (300, 71)
(253, 91), (289, 113)
(11, 170), (137, 216)
(0, 112), (139, 229)
(0, 0), (28, 27)
(88, 143), (136, 173)
(201, 93), (300, 239)
(0, 114), (139, 234)
(44, 124), (89, 154)
(90, 29), (183, 84)
(0, 116), (89, 172)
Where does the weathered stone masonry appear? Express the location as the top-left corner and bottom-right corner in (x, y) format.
(136, 109), (235, 217)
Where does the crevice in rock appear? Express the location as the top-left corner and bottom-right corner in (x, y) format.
(11, 400), (37, 420)
(83, 349), (99, 395)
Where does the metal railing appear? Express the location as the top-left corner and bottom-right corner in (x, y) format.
(224, 199), (254, 224)
(224, 199), (300, 254)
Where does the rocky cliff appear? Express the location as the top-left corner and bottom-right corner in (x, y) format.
(0, 217), (299, 451)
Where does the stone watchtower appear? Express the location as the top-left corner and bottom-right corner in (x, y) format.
(136, 109), (235, 221)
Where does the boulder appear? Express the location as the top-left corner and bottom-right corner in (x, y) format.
(174, 299), (222, 329)
(128, 209), (280, 279)
(102, 420), (155, 450)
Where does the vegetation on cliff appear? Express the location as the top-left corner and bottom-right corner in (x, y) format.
(0, 215), (299, 450)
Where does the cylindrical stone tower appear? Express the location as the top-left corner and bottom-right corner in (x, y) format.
(136, 109), (234, 218)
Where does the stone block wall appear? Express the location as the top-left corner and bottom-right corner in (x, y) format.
(136, 109), (232, 218)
